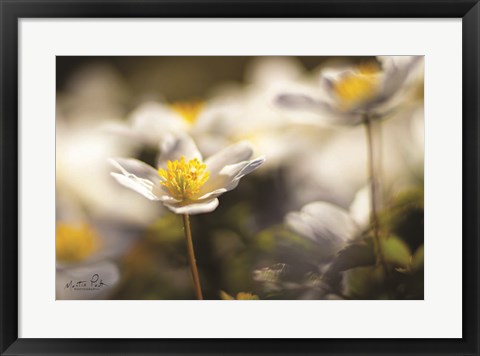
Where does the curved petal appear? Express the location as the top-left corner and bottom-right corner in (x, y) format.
(321, 66), (383, 116)
(276, 93), (326, 111)
(110, 172), (159, 201)
(157, 134), (202, 169)
(110, 158), (163, 201)
(197, 187), (228, 200)
(375, 56), (422, 105)
(276, 93), (362, 125)
(349, 186), (371, 229)
(110, 157), (159, 182)
(285, 211), (317, 241)
(200, 156), (265, 195)
(286, 201), (359, 251)
(319, 66), (353, 99)
(164, 198), (219, 215)
(204, 141), (254, 177)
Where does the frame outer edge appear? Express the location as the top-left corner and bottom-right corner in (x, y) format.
(462, 2), (480, 355)
(1, 1), (20, 355)
(1, 0), (480, 355)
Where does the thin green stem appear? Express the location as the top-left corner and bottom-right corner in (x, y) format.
(182, 214), (203, 300)
(364, 116), (389, 276)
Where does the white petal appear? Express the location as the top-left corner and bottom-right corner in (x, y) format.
(164, 198), (219, 215)
(111, 172), (160, 201)
(319, 66), (352, 97)
(197, 188), (228, 200)
(349, 186), (371, 229)
(109, 157), (169, 201)
(276, 93), (326, 111)
(378, 56), (420, 72)
(204, 141), (254, 177)
(157, 134), (202, 168)
(276, 93), (362, 125)
(286, 201), (359, 251)
(110, 157), (159, 182)
(321, 67), (381, 117)
(285, 211), (317, 241)
(376, 56), (422, 104)
(228, 156), (265, 179)
(201, 156), (265, 194)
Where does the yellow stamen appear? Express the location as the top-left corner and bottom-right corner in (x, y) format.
(158, 156), (210, 200)
(56, 223), (100, 262)
(333, 62), (381, 110)
(170, 101), (204, 124)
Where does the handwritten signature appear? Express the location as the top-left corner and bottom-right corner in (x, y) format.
(64, 274), (108, 291)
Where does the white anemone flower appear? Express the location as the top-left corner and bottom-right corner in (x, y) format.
(277, 56), (422, 125)
(56, 195), (138, 300)
(56, 119), (161, 224)
(104, 100), (204, 146)
(285, 187), (370, 255)
(105, 57), (323, 171)
(110, 134), (265, 215)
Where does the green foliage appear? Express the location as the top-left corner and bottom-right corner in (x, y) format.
(146, 214), (183, 243)
(319, 188), (424, 299)
(380, 235), (411, 268)
(328, 239), (376, 273)
(380, 188), (424, 251)
(344, 266), (389, 299)
(412, 245), (424, 271)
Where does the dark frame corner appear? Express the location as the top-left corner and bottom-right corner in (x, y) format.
(1, 1), (479, 355)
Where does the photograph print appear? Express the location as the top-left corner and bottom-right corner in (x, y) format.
(56, 56), (424, 300)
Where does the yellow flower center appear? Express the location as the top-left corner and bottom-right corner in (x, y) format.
(158, 156), (210, 200)
(170, 101), (204, 124)
(333, 62), (381, 109)
(56, 223), (100, 262)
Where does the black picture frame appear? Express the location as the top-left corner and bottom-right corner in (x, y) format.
(1, 1), (478, 355)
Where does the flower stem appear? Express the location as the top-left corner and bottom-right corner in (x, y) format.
(364, 116), (389, 276)
(182, 214), (203, 300)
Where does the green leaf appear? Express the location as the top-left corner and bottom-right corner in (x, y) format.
(330, 239), (376, 272)
(323, 238), (376, 288)
(344, 266), (388, 299)
(380, 235), (411, 268)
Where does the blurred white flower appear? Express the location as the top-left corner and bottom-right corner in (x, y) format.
(285, 106), (424, 210)
(277, 56), (422, 125)
(56, 119), (161, 224)
(203, 57), (331, 169)
(56, 196), (138, 300)
(110, 134), (265, 215)
(104, 100), (219, 147)
(105, 57), (331, 171)
(285, 187), (371, 255)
